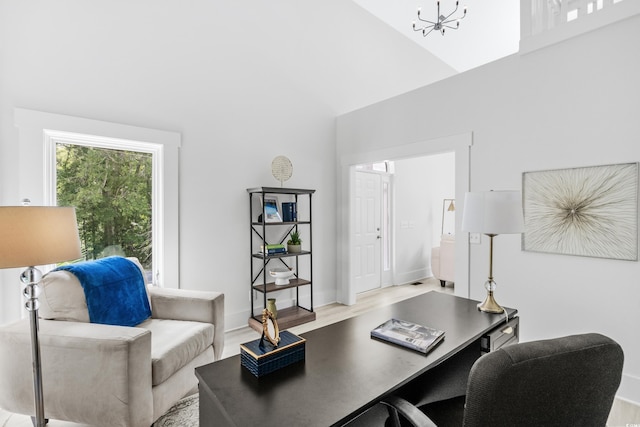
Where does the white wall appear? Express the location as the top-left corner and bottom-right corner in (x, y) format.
(0, 1), (456, 329)
(393, 153), (455, 285)
(337, 15), (640, 404)
(0, 1), (336, 329)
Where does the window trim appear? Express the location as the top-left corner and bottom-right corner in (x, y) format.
(44, 130), (163, 285)
(14, 108), (180, 288)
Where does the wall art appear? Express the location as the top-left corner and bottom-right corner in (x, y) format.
(522, 162), (638, 260)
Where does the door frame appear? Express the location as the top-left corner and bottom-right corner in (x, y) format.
(337, 132), (473, 305)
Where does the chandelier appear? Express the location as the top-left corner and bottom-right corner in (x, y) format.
(412, 1), (467, 36)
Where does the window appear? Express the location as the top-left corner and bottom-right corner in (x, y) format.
(355, 161), (392, 173)
(15, 108), (180, 288)
(45, 131), (164, 283)
(56, 143), (154, 280)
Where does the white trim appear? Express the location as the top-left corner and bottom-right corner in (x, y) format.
(43, 130), (165, 286)
(14, 108), (180, 288)
(337, 132), (473, 305)
(618, 373), (640, 406)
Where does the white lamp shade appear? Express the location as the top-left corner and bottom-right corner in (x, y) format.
(0, 206), (81, 268)
(461, 191), (524, 235)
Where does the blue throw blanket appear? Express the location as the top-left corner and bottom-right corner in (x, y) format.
(57, 256), (151, 327)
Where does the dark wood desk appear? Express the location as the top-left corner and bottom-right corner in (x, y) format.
(196, 292), (517, 427)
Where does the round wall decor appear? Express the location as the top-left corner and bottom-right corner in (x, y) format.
(271, 155), (293, 186)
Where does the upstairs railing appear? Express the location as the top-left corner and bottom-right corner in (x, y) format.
(520, 0), (640, 53)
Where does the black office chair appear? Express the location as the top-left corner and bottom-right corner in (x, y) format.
(381, 333), (624, 427)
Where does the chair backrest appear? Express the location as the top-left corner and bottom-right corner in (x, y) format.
(463, 333), (623, 427)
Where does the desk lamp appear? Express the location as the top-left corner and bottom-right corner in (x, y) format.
(461, 191), (524, 313)
(0, 206), (81, 427)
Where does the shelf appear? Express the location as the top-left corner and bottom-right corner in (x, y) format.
(249, 186), (315, 331)
(252, 250), (311, 259)
(248, 306), (316, 333)
(253, 278), (311, 293)
(251, 221), (311, 226)
(247, 187), (316, 195)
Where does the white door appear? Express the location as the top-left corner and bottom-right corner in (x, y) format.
(353, 172), (381, 293)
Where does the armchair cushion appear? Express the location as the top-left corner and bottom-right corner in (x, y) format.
(39, 269), (90, 322)
(57, 256), (151, 327)
(138, 318), (214, 385)
(149, 287), (225, 360)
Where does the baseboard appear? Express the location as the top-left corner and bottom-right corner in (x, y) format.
(618, 373), (640, 407)
(605, 374), (640, 425)
(608, 396), (640, 426)
(394, 268), (431, 286)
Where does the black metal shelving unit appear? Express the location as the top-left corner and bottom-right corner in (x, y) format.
(247, 187), (315, 331)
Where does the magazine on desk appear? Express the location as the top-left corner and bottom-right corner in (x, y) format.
(371, 318), (445, 354)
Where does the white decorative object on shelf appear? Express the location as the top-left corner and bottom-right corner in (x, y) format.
(271, 156), (293, 187)
(269, 268), (294, 286)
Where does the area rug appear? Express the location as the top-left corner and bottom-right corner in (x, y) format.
(152, 393), (199, 427)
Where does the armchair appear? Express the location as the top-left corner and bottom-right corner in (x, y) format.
(431, 235), (455, 287)
(0, 257), (224, 427)
(382, 333), (623, 426)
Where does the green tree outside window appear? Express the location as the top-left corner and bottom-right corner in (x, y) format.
(56, 143), (153, 273)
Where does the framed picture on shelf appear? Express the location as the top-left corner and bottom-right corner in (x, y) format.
(263, 197), (282, 222)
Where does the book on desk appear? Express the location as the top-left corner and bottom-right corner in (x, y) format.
(371, 318), (445, 354)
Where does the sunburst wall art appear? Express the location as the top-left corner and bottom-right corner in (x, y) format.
(522, 162), (638, 261)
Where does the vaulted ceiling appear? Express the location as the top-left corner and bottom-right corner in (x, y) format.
(0, 1), (521, 117)
(353, 0), (521, 72)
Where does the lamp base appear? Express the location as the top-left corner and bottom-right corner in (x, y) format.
(21, 267), (46, 427)
(477, 291), (504, 314)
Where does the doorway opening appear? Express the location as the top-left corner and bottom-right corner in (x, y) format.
(351, 153), (455, 297)
(353, 162), (392, 294)
(337, 132), (472, 306)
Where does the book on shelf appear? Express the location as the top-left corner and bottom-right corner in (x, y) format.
(281, 202), (297, 222)
(371, 318), (445, 354)
(260, 244), (286, 253)
(260, 249), (286, 255)
(262, 244), (285, 250)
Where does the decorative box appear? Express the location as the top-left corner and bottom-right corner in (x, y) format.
(240, 330), (306, 377)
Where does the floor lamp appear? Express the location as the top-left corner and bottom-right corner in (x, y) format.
(461, 191), (524, 313)
(0, 206), (81, 427)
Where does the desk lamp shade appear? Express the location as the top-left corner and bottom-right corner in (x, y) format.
(461, 191), (524, 235)
(0, 206), (81, 268)
(461, 191), (524, 313)
(0, 206), (81, 427)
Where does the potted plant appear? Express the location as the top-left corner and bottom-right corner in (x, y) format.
(287, 230), (302, 253)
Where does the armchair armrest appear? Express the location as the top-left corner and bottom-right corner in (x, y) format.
(0, 318), (153, 426)
(380, 396), (437, 427)
(148, 287), (224, 360)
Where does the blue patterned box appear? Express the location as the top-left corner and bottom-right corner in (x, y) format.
(240, 330), (306, 377)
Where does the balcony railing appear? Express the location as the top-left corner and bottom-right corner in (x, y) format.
(520, 0), (640, 53)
